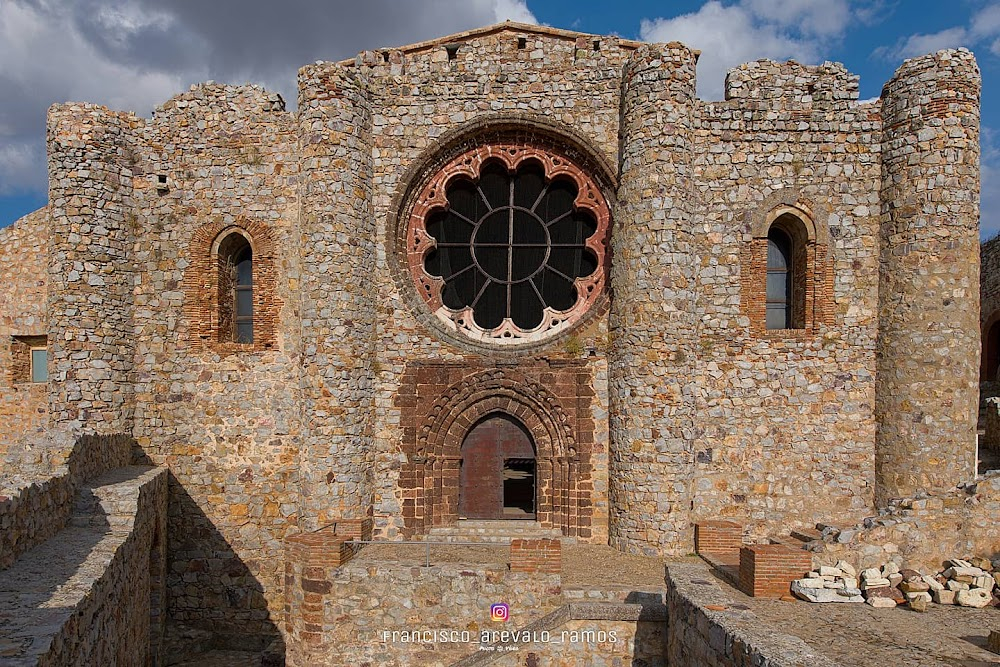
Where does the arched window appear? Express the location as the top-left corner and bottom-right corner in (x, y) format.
(766, 227), (793, 330)
(217, 232), (253, 344)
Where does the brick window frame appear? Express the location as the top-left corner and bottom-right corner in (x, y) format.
(184, 220), (280, 353)
(741, 196), (833, 338)
(9, 335), (47, 384)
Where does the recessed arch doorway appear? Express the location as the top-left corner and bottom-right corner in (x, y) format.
(459, 413), (537, 520)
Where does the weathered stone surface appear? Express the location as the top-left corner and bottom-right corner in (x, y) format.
(956, 588), (993, 608)
(932, 589), (956, 605)
(792, 580), (864, 603)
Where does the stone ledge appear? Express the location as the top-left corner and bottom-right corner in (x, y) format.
(667, 561), (837, 667)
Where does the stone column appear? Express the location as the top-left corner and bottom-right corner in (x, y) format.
(296, 63), (377, 530)
(47, 104), (139, 434)
(610, 43), (699, 556)
(876, 49), (981, 503)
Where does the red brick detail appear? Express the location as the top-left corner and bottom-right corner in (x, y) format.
(183, 218), (281, 353)
(510, 538), (561, 574)
(694, 520), (744, 555)
(395, 362), (595, 539)
(740, 204), (834, 339)
(283, 525), (363, 664)
(405, 142), (610, 342)
(738, 544), (812, 598)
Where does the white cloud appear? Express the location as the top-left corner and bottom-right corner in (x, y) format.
(640, 1), (821, 100)
(492, 0), (537, 24)
(877, 26), (971, 61)
(875, 3), (1000, 62)
(741, 0), (851, 37)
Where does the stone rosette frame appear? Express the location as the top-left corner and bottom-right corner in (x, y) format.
(405, 142), (611, 345)
(398, 368), (591, 538)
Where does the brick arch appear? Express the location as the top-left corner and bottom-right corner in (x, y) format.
(402, 369), (589, 537)
(741, 192), (834, 337)
(183, 218), (280, 353)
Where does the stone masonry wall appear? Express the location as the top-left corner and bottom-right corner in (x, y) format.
(0, 208), (49, 454)
(876, 49), (981, 503)
(359, 26), (632, 543)
(129, 83), (302, 638)
(0, 208), (49, 458)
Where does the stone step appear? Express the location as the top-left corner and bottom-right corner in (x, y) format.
(421, 520), (563, 543)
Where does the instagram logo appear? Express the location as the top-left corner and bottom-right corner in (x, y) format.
(490, 603), (509, 622)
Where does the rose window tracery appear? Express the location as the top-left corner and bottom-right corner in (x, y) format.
(406, 144), (610, 344)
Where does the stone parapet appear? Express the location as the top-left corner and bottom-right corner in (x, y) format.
(666, 561), (836, 666)
(0, 464), (168, 666)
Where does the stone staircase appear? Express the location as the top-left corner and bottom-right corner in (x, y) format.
(421, 519), (564, 543)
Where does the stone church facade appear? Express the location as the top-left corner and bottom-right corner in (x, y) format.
(0, 22), (983, 645)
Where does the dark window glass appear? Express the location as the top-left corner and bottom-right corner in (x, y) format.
(424, 164), (596, 331)
(766, 228), (792, 330)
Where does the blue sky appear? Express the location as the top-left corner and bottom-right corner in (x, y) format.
(1, 0), (998, 234)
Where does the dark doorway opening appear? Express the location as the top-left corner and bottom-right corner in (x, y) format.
(459, 413), (536, 520)
(503, 458), (536, 518)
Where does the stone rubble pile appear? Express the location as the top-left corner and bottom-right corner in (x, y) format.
(792, 556), (1000, 611)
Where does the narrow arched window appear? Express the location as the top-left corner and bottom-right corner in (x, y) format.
(217, 233), (253, 344)
(766, 227), (793, 330)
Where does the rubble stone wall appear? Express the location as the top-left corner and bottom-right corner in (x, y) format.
(0, 208), (49, 454)
(980, 236), (1000, 381)
(809, 471), (1000, 573)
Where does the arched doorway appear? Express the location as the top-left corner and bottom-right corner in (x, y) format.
(459, 413), (536, 520)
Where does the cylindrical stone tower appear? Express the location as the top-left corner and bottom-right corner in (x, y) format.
(610, 43), (700, 556)
(876, 49), (981, 504)
(296, 63), (377, 532)
(47, 104), (139, 434)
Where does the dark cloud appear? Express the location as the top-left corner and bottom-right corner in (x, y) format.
(0, 0), (535, 196)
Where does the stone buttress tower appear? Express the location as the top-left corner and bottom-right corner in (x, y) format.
(610, 43), (700, 556)
(296, 63), (377, 534)
(47, 104), (139, 434)
(876, 49), (981, 503)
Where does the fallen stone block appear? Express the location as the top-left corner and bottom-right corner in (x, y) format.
(972, 575), (995, 591)
(947, 580), (969, 591)
(866, 596), (896, 609)
(900, 580), (930, 594)
(921, 575), (944, 592)
(819, 566), (843, 577)
(910, 596), (929, 612)
(882, 562), (901, 576)
(970, 557), (992, 571)
(861, 578), (892, 589)
(791, 580), (864, 603)
(956, 588), (992, 608)
(905, 591), (932, 603)
(795, 577), (826, 589)
(861, 568), (881, 581)
(835, 560), (857, 578)
(888, 573), (903, 587)
(932, 589), (956, 605)
(945, 566), (985, 579)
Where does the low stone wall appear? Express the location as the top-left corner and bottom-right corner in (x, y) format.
(0, 432), (133, 570)
(0, 464), (168, 666)
(807, 471), (1000, 572)
(665, 562), (836, 666)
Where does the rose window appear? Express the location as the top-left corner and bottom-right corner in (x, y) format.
(406, 144), (610, 344)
